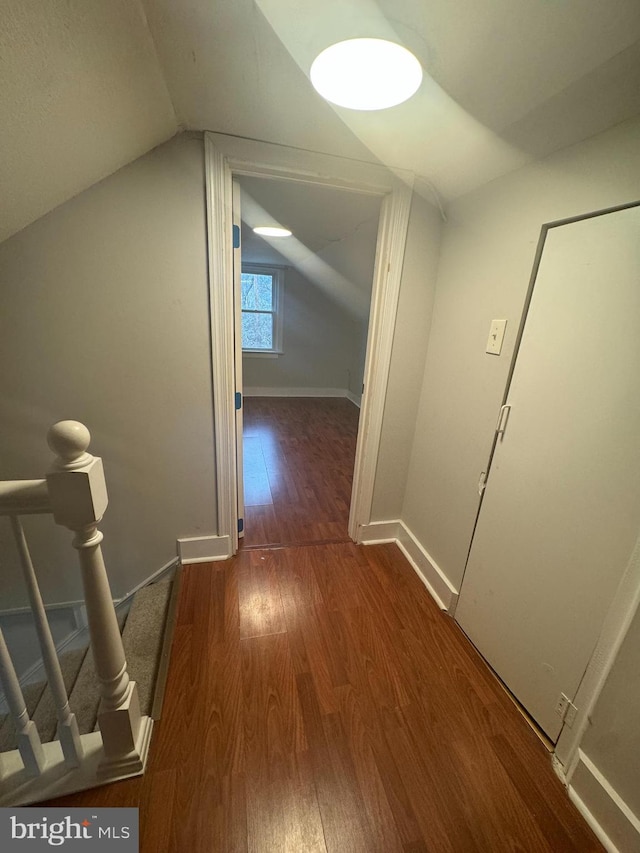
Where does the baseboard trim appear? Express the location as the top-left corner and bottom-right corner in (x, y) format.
(177, 534), (231, 564)
(345, 390), (362, 409)
(0, 559), (178, 624)
(568, 750), (640, 853)
(244, 386), (354, 400)
(151, 567), (182, 721)
(0, 599), (85, 618)
(358, 520), (402, 545)
(117, 558), (179, 605)
(359, 520), (459, 613)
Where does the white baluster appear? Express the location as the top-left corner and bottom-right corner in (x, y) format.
(46, 421), (144, 777)
(0, 626), (46, 777)
(10, 515), (83, 767)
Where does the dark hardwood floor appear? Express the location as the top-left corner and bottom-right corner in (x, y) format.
(47, 543), (601, 851)
(242, 397), (359, 547)
(45, 398), (601, 851)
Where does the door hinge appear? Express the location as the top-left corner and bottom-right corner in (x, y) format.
(232, 224), (240, 249)
(478, 471), (487, 496)
(556, 693), (578, 727)
(238, 517), (244, 533)
(495, 404), (511, 439)
(235, 391), (242, 410)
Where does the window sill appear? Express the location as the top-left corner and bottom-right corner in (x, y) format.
(243, 350), (283, 359)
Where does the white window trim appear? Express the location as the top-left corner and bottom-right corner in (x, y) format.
(241, 263), (284, 356)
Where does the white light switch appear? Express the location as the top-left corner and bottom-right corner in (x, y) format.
(486, 319), (507, 355)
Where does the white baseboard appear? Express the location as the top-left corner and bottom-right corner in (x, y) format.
(568, 750), (640, 853)
(358, 519), (402, 545)
(244, 386), (355, 400)
(117, 557), (178, 604)
(345, 390), (362, 408)
(177, 534), (231, 564)
(0, 599), (85, 618)
(359, 520), (459, 612)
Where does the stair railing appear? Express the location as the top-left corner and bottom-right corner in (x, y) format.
(10, 515), (83, 768)
(0, 627), (46, 777)
(0, 421), (148, 798)
(46, 421), (145, 778)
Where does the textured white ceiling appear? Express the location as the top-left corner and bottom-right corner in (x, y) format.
(3, 0), (640, 243)
(0, 0), (177, 242)
(142, 0), (640, 198)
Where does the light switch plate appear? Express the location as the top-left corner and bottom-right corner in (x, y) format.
(486, 319), (507, 355)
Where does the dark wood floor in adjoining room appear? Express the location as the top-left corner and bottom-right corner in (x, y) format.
(242, 397), (359, 547)
(46, 397), (601, 850)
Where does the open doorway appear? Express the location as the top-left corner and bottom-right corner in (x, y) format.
(234, 176), (382, 547)
(205, 131), (413, 558)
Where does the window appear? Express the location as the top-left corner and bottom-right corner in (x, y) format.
(241, 264), (284, 354)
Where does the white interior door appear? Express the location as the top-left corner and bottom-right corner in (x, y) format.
(455, 204), (640, 741)
(232, 180), (245, 537)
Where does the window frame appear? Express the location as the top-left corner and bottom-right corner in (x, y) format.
(240, 263), (284, 357)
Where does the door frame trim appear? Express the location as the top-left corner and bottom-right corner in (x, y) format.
(558, 535), (640, 776)
(204, 131), (413, 554)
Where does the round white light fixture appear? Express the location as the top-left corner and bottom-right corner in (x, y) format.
(253, 226), (292, 237)
(310, 38), (422, 110)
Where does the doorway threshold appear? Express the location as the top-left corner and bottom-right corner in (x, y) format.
(239, 535), (352, 552)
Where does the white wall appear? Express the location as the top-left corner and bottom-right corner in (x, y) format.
(243, 217), (378, 394)
(243, 265), (358, 391)
(0, 0), (177, 243)
(403, 114), (640, 591)
(398, 113), (640, 848)
(0, 133), (217, 608)
(370, 193), (443, 521)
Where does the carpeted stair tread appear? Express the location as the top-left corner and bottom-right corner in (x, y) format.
(31, 647), (88, 744)
(0, 680), (47, 753)
(120, 581), (172, 718)
(1, 580), (172, 750)
(67, 608), (129, 736)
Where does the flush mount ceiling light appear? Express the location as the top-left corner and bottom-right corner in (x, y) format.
(310, 38), (422, 110)
(253, 226), (292, 237)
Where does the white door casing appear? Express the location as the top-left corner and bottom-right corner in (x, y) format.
(205, 132), (414, 554)
(232, 180), (245, 537)
(455, 204), (640, 742)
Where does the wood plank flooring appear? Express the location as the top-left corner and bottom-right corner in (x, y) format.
(46, 542), (602, 852)
(44, 399), (601, 850)
(242, 397), (359, 547)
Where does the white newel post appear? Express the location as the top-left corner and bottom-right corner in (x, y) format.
(45, 421), (145, 778)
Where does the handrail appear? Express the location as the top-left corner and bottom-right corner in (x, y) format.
(0, 480), (51, 516)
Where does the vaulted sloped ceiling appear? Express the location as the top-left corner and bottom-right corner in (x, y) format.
(142, 0), (640, 198)
(0, 0), (177, 243)
(2, 0), (640, 244)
